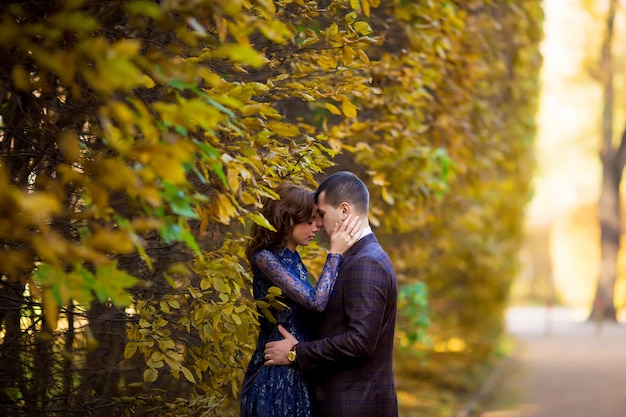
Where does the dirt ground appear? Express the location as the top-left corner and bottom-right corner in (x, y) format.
(475, 306), (626, 417)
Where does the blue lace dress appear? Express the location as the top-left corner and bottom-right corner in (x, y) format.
(240, 247), (342, 417)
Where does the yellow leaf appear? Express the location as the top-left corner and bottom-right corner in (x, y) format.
(31, 48), (74, 84)
(354, 21), (373, 36)
(357, 48), (370, 64)
(92, 156), (137, 191)
(239, 103), (263, 118)
(214, 193), (238, 225)
(343, 46), (355, 65)
(328, 138), (343, 151)
(111, 38), (142, 57)
(249, 212), (276, 231)
(12, 65), (30, 91)
(261, 308), (276, 324)
(350, 121), (370, 131)
(166, 351), (182, 362)
(326, 23), (339, 38)
(149, 154), (187, 184)
(144, 368), (158, 383)
(257, 20), (291, 44)
(85, 229), (135, 254)
(135, 186), (162, 207)
(43, 289), (59, 331)
(124, 342), (138, 359)
(160, 338), (176, 350)
(19, 192), (62, 224)
(325, 103), (342, 115)
(361, 0), (371, 16)
(181, 365), (196, 383)
(110, 101), (136, 131)
(147, 358), (164, 369)
(255, 0), (276, 19)
(268, 286), (283, 296)
(300, 37), (318, 48)
(159, 300), (171, 314)
(267, 121), (300, 137)
(212, 44), (269, 68)
(200, 276), (212, 291)
(382, 186), (395, 205)
(341, 99), (358, 118)
(227, 166), (240, 192)
(166, 262), (189, 275)
(283, 82), (307, 90)
(58, 130), (81, 163)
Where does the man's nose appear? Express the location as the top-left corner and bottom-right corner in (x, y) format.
(315, 217), (323, 228)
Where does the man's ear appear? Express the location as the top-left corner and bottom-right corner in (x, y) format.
(340, 202), (351, 220)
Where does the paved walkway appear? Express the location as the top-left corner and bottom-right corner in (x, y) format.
(477, 306), (626, 417)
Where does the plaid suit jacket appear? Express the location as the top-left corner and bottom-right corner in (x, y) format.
(296, 233), (398, 417)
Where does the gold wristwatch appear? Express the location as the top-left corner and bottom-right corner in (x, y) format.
(287, 344), (298, 363)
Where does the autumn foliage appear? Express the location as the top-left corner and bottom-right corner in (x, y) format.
(0, 0), (542, 416)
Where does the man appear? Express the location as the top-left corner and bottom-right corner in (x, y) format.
(264, 171), (398, 417)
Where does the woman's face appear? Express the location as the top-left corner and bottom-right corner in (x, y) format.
(286, 213), (319, 251)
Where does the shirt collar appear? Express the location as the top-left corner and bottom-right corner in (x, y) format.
(355, 226), (372, 241)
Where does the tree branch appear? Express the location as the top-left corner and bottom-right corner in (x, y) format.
(616, 125), (626, 174)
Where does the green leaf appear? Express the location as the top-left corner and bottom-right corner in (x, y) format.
(95, 264), (139, 306)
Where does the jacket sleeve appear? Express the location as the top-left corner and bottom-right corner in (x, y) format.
(296, 255), (392, 370)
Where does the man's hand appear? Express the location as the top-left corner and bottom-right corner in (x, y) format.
(264, 325), (299, 366)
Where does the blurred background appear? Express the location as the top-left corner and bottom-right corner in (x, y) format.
(514, 0), (626, 317)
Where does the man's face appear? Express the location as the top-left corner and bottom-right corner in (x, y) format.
(315, 191), (343, 239)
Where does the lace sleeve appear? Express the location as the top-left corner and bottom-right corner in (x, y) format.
(253, 250), (342, 312)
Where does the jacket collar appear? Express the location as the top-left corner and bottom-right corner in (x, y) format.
(344, 232), (376, 259)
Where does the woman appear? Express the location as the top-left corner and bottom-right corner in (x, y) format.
(240, 183), (359, 417)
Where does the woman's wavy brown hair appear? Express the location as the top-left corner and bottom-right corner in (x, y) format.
(245, 183), (316, 267)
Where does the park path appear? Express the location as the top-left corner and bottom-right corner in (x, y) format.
(476, 306), (626, 417)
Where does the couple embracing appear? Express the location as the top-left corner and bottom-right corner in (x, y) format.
(241, 171), (398, 417)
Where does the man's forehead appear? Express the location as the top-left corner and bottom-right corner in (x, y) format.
(316, 191), (328, 205)
(315, 195), (329, 212)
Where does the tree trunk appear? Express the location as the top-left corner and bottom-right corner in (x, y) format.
(590, 0), (622, 321)
(594, 152), (620, 320)
(0, 282), (26, 412)
(78, 302), (127, 416)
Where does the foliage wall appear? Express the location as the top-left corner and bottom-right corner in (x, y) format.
(387, 2), (544, 411)
(0, 0), (542, 416)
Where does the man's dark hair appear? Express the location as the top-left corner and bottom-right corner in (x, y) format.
(315, 171), (369, 214)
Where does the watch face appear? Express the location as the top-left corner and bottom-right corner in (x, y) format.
(287, 350), (296, 362)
